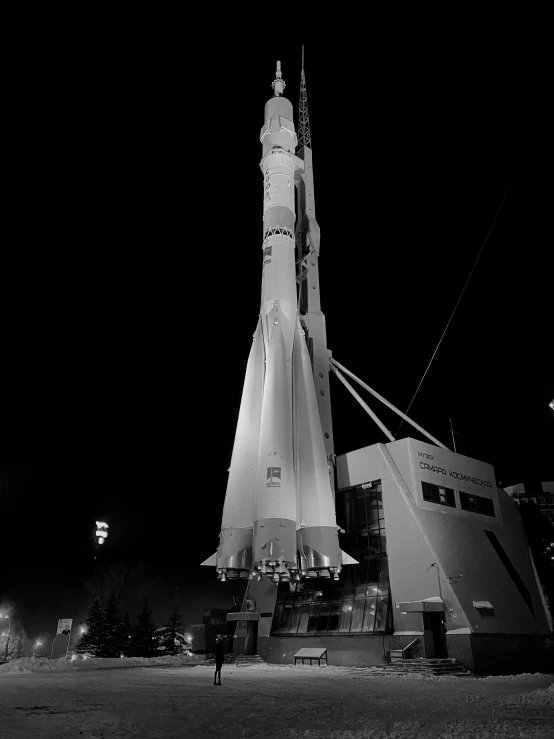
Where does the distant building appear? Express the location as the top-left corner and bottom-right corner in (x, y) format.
(189, 610), (231, 654)
(503, 481), (554, 525)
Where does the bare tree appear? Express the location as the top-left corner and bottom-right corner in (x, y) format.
(84, 562), (143, 604)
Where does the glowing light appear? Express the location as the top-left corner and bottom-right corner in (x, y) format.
(98, 537), (105, 544)
(96, 521), (108, 529)
(80, 626), (87, 634)
(95, 530), (108, 538)
(549, 399), (554, 411)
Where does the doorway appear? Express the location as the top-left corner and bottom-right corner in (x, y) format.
(423, 612), (447, 658)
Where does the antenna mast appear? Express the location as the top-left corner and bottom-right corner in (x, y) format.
(298, 46), (311, 150)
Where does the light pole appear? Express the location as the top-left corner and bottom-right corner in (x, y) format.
(94, 520), (109, 562)
(32, 640), (43, 657)
(0, 612), (11, 662)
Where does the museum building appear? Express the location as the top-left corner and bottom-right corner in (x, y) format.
(242, 437), (553, 674)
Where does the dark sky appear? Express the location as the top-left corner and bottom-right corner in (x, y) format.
(1, 39), (551, 640)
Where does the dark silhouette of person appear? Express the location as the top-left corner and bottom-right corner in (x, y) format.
(213, 635), (224, 686)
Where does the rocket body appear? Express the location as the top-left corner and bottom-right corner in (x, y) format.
(211, 65), (343, 584)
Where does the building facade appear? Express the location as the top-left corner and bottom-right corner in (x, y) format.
(244, 438), (553, 674)
(503, 481), (554, 525)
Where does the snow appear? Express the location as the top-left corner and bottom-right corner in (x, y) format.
(0, 653), (205, 674)
(0, 662), (552, 738)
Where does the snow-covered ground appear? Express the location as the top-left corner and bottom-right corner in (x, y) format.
(0, 654), (205, 674)
(0, 662), (552, 738)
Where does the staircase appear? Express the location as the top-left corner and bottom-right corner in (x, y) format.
(383, 657), (471, 676)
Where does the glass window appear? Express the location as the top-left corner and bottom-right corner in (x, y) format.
(328, 610), (340, 633)
(459, 491), (495, 517)
(339, 598), (353, 632)
(374, 596), (389, 632)
(307, 605), (319, 634)
(422, 481), (456, 508)
(289, 603), (301, 634)
(271, 604), (283, 633)
(270, 480), (393, 637)
(297, 604), (310, 634)
(350, 598), (365, 633)
(317, 606), (330, 634)
(281, 602), (293, 633)
(362, 598), (376, 632)
(538, 497), (545, 506)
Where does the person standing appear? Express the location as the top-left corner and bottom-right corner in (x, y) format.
(213, 635), (224, 686)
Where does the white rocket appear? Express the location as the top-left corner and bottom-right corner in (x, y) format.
(204, 63), (352, 584)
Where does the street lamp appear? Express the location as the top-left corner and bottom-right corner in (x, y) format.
(95, 521), (109, 545)
(32, 640), (43, 657)
(0, 612), (11, 662)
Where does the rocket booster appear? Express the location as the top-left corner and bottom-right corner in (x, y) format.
(206, 63), (350, 584)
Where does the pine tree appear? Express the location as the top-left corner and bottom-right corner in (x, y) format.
(120, 611), (133, 657)
(129, 600), (159, 657)
(159, 609), (183, 655)
(75, 598), (107, 657)
(103, 590), (123, 658)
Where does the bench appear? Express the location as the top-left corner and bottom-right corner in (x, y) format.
(294, 648), (328, 667)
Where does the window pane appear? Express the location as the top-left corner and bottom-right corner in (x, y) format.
(351, 599), (365, 633)
(378, 558), (390, 595)
(374, 596), (388, 632)
(289, 604), (301, 634)
(357, 492), (369, 532)
(281, 604), (292, 633)
(367, 560), (380, 582)
(271, 604), (283, 633)
(362, 598), (376, 632)
(328, 610), (340, 633)
(297, 604), (310, 634)
(307, 612), (319, 633)
(369, 535), (381, 554)
(422, 481), (455, 508)
(317, 611), (329, 633)
(339, 599), (353, 633)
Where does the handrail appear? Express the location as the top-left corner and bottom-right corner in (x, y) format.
(402, 638), (419, 657)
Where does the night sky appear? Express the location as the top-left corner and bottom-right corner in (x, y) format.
(1, 39), (551, 642)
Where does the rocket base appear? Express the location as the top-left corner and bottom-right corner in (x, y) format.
(216, 527), (253, 580)
(297, 526), (342, 571)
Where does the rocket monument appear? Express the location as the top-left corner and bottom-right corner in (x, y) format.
(203, 59), (354, 584)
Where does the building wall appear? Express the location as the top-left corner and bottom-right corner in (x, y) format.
(337, 439), (551, 638)
(252, 439), (551, 669)
(447, 633), (554, 675)
(259, 634), (389, 667)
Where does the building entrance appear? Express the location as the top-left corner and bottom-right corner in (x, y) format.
(423, 612), (447, 658)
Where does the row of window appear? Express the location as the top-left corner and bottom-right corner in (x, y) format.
(271, 482), (393, 637)
(422, 481), (495, 517)
(271, 581), (392, 636)
(517, 496), (554, 506)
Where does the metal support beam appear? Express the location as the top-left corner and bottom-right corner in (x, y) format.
(330, 364), (395, 442)
(330, 358), (448, 450)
